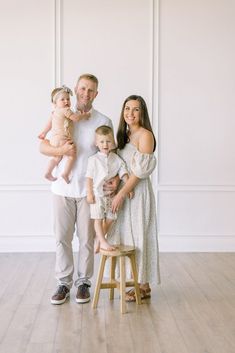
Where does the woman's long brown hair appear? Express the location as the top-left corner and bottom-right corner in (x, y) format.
(117, 95), (156, 151)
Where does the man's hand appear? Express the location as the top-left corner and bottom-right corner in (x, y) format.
(103, 175), (120, 196)
(61, 139), (76, 157)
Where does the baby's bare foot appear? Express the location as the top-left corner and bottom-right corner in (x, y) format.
(45, 173), (57, 182)
(62, 174), (70, 184)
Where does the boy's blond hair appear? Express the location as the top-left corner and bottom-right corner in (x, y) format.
(95, 125), (113, 137)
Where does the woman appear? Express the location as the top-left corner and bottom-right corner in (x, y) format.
(110, 95), (160, 301)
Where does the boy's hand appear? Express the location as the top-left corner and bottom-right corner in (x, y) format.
(87, 193), (95, 204)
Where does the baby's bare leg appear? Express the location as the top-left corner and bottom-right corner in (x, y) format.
(61, 155), (76, 184)
(45, 156), (62, 181)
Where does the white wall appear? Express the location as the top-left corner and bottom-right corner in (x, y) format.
(0, 0), (235, 252)
(0, 0), (55, 251)
(158, 0), (235, 250)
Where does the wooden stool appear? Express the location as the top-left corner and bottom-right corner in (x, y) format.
(92, 245), (141, 313)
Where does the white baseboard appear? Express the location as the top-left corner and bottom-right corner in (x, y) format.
(0, 236), (79, 253)
(0, 235), (235, 252)
(159, 235), (235, 252)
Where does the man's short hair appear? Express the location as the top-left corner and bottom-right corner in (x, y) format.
(77, 74), (99, 88)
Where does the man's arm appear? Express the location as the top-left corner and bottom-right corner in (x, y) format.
(103, 174), (120, 196)
(38, 116), (52, 140)
(39, 139), (76, 158)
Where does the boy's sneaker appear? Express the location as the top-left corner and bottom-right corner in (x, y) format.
(76, 283), (91, 303)
(50, 285), (70, 305)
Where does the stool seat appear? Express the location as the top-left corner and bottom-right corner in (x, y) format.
(99, 244), (136, 256)
(92, 244), (142, 314)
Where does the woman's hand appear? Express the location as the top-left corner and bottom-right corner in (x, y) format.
(111, 192), (126, 213)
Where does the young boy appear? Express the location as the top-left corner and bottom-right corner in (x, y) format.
(86, 125), (133, 252)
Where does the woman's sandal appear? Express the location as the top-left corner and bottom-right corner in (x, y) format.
(125, 287), (151, 302)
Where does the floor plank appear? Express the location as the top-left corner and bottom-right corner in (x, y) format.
(0, 253), (235, 353)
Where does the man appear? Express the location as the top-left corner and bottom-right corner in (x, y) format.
(40, 74), (117, 304)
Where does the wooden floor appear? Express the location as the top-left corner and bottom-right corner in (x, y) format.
(0, 253), (235, 353)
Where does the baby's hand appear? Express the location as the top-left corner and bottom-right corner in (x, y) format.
(87, 193), (95, 204)
(71, 111), (91, 122)
(128, 191), (134, 199)
(80, 111), (91, 120)
(38, 132), (46, 139)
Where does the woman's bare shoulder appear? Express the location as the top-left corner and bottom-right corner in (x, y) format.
(138, 128), (154, 153)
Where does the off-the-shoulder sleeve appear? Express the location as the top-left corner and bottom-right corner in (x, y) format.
(130, 150), (156, 178)
(118, 159), (128, 179)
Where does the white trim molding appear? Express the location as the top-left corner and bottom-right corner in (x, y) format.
(54, 0), (62, 86)
(0, 184), (50, 191)
(159, 235), (235, 252)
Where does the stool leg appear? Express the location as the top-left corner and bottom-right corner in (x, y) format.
(109, 256), (116, 300)
(119, 255), (126, 314)
(129, 253), (142, 305)
(92, 255), (107, 309)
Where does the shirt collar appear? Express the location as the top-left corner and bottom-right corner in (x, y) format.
(97, 151), (109, 158)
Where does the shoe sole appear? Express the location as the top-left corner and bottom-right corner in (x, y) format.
(75, 297), (90, 304)
(50, 293), (70, 305)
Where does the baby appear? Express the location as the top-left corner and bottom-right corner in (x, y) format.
(38, 85), (90, 183)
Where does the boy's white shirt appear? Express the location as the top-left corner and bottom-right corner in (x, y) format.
(86, 151), (128, 197)
(51, 108), (113, 198)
